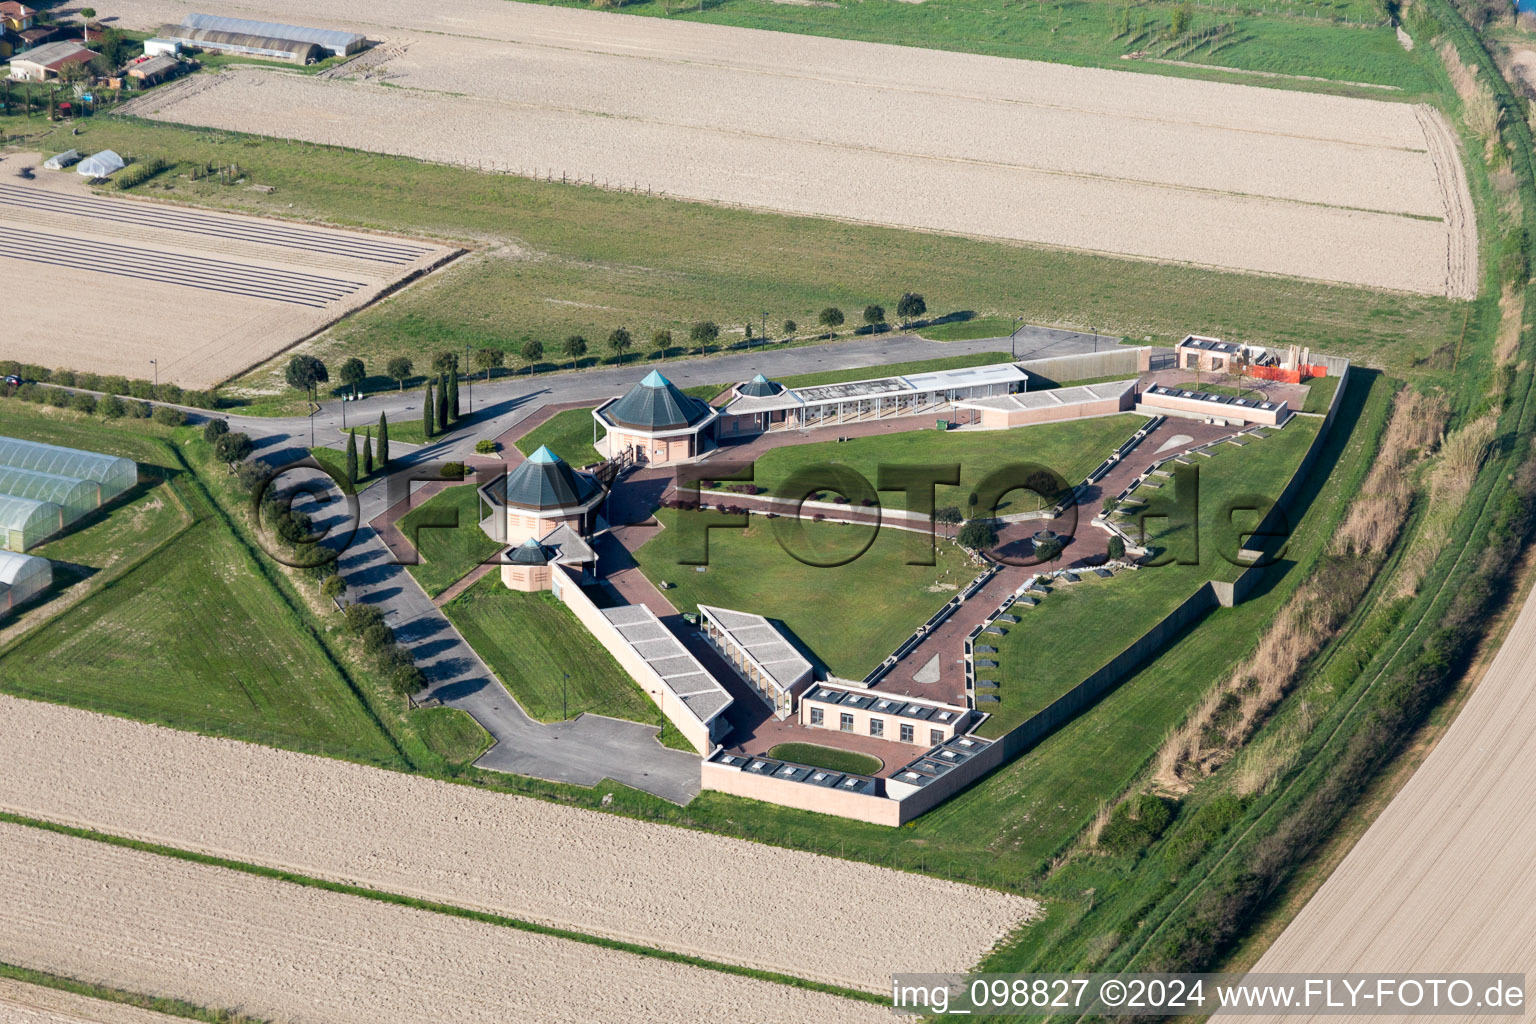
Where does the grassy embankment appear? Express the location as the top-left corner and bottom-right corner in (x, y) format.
(515, 410), (605, 462)
(0, 114), (1465, 403)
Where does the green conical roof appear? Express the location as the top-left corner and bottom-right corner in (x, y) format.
(606, 371), (712, 431)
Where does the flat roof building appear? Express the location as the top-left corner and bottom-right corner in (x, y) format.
(698, 605), (813, 720)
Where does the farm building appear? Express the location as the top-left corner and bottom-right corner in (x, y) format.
(126, 54), (182, 85)
(0, 548), (50, 614)
(76, 150), (124, 177)
(7, 39), (92, 81)
(43, 148), (80, 170)
(0, 465), (103, 524)
(162, 13), (365, 62)
(0, 436), (136, 501)
(0, 493), (62, 551)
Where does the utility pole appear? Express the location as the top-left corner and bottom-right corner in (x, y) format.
(149, 359), (157, 390)
(563, 672), (569, 721)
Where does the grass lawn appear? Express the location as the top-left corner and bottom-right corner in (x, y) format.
(413, 706), (494, 767)
(917, 316), (1018, 342)
(348, 419), (428, 447)
(750, 413), (1143, 512)
(635, 509), (972, 678)
(514, 407), (604, 463)
(307, 446), (371, 490)
(443, 577), (692, 748)
(768, 742), (885, 776)
(396, 484), (501, 598)
(1302, 374), (1342, 413)
(4, 117), (1458, 398)
(982, 570), (1203, 737)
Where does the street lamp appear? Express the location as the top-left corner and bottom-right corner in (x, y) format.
(465, 343), (473, 415)
(149, 359), (157, 390)
(563, 672), (569, 721)
(1010, 317), (1025, 360)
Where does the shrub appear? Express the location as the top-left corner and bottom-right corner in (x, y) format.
(114, 156), (169, 190)
(957, 520), (997, 550)
(128, 379), (154, 399)
(129, 400), (153, 419)
(51, 369), (76, 387)
(234, 460), (269, 494)
(1107, 535), (1126, 560)
(321, 575), (348, 600)
(360, 622), (395, 653)
(474, 439), (499, 454)
(69, 393), (97, 415)
(441, 461), (466, 480)
(343, 603), (384, 635)
(1098, 794), (1175, 856)
(99, 395), (127, 418)
(153, 405), (187, 427)
(214, 431), (254, 463)
(203, 418), (230, 443)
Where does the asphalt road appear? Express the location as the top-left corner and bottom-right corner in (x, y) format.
(202, 326), (1113, 799)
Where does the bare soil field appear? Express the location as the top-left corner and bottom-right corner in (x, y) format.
(1216, 589), (1536, 1022)
(0, 823), (891, 1024)
(112, 0), (1475, 297)
(0, 695), (1032, 993)
(0, 980), (182, 1024)
(0, 168), (456, 388)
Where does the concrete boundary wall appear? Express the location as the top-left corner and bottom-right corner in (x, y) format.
(1020, 346), (1151, 385)
(700, 760), (901, 825)
(552, 568), (714, 754)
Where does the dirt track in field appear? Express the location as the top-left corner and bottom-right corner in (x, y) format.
(0, 979), (182, 1024)
(110, 0), (1476, 298)
(0, 696), (1032, 994)
(0, 823), (892, 1024)
(0, 167), (456, 389)
(1214, 588), (1536, 1023)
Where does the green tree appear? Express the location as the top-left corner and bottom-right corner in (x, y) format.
(863, 304), (885, 329)
(520, 339), (544, 364)
(321, 575), (347, 601)
(476, 347), (505, 380)
(1107, 535), (1126, 560)
(338, 356), (366, 398)
(422, 382), (435, 439)
(79, 8), (96, 42)
(608, 327), (633, 362)
(377, 413), (389, 469)
(203, 418), (230, 443)
(436, 375), (449, 431)
(1033, 535), (1063, 564)
(1170, 2), (1192, 36)
(345, 430), (359, 483)
(957, 520), (997, 551)
(386, 356), (412, 392)
(896, 292), (926, 325)
(363, 428), (374, 477)
(782, 319), (797, 338)
(818, 307), (845, 332)
(432, 351), (458, 376)
(690, 321), (719, 350)
(448, 369), (460, 421)
(563, 335), (588, 367)
(214, 432), (253, 463)
(651, 329), (673, 358)
(285, 354), (328, 397)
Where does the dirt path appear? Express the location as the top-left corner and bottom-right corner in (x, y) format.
(1214, 587), (1536, 1020)
(0, 822), (892, 1024)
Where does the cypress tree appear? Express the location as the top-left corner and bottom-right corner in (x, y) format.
(436, 375), (449, 431)
(376, 412), (389, 468)
(448, 369), (460, 421)
(345, 429), (358, 483)
(363, 428), (374, 477)
(423, 382), (435, 439)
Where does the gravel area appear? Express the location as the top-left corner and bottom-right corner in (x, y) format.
(0, 695), (1033, 994)
(0, 822), (892, 1024)
(111, 0), (1475, 297)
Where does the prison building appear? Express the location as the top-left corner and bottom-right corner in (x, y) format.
(798, 685), (971, 747)
(1137, 384), (1289, 427)
(950, 378), (1139, 428)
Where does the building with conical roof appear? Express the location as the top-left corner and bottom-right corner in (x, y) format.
(479, 446), (605, 590)
(594, 370), (719, 465)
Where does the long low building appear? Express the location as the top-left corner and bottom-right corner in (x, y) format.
(1137, 383), (1289, 426)
(176, 13), (365, 57)
(698, 605), (812, 720)
(0, 549), (50, 615)
(950, 378), (1138, 428)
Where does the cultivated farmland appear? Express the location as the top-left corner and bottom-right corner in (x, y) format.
(0, 979), (184, 1024)
(0, 171), (455, 388)
(0, 822), (892, 1024)
(0, 695), (1034, 993)
(119, 0), (1475, 297)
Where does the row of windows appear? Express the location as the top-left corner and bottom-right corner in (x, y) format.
(808, 706), (942, 745)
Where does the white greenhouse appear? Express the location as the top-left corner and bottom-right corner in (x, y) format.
(0, 437), (136, 502)
(0, 494), (64, 552)
(0, 465), (102, 524)
(0, 549), (51, 615)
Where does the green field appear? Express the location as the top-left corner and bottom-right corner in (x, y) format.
(443, 577), (691, 748)
(0, 116), (1462, 402)
(918, 317), (1019, 342)
(511, 0), (1431, 93)
(749, 413), (1142, 511)
(635, 509), (971, 678)
(767, 742), (885, 775)
(396, 484), (501, 597)
(515, 408), (604, 463)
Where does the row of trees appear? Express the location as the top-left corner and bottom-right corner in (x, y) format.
(3, 379), (187, 426)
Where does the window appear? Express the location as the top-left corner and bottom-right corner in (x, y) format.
(900, 723), (914, 743)
(869, 718), (884, 738)
(930, 729), (944, 746)
(810, 707), (823, 727)
(840, 713), (854, 733)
